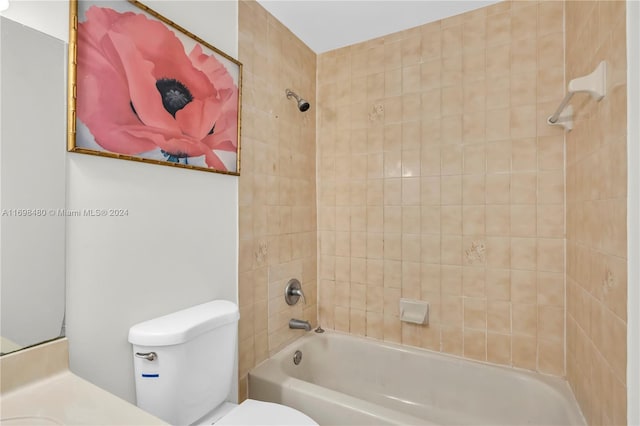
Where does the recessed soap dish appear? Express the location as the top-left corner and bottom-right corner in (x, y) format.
(399, 298), (429, 325)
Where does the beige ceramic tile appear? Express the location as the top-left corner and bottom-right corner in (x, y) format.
(487, 332), (511, 365)
(512, 334), (537, 370)
(441, 325), (463, 356)
(463, 329), (487, 361)
(308, 0), (632, 387)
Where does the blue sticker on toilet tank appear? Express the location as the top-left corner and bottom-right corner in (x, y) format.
(142, 373), (159, 378)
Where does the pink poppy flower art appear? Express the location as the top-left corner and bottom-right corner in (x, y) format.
(68, 0), (242, 175)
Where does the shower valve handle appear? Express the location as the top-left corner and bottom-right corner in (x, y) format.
(285, 278), (306, 305)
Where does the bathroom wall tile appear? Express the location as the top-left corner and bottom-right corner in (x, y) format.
(487, 333), (511, 365)
(464, 298), (487, 329)
(403, 235), (422, 263)
(421, 264), (441, 294)
(486, 205), (510, 236)
(402, 177), (421, 205)
(366, 285), (384, 312)
(486, 269), (511, 301)
(440, 176), (462, 205)
(442, 25), (462, 55)
(366, 311), (384, 339)
(383, 315), (402, 343)
(314, 0), (574, 378)
(422, 205), (441, 235)
(537, 66), (564, 104)
(441, 236), (462, 265)
(441, 56), (462, 88)
(512, 138), (538, 172)
(510, 238), (537, 271)
(239, 0), (317, 386)
(510, 205), (536, 237)
(462, 111), (486, 144)
(485, 174), (511, 204)
(486, 140), (511, 173)
(365, 258), (383, 285)
(512, 303), (537, 337)
(538, 135), (564, 171)
(402, 323), (423, 347)
(462, 175), (485, 205)
(441, 295), (463, 326)
(487, 12), (510, 47)
(334, 306), (350, 332)
(538, 171), (564, 204)
(441, 265), (463, 296)
(463, 81), (486, 112)
(441, 145), (463, 176)
(462, 206), (485, 236)
(537, 238), (564, 273)
(487, 69), (511, 110)
(538, 305), (564, 341)
(402, 149), (421, 177)
(512, 269), (537, 304)
(462, 50), (486, 82)
(487, 300), (511, 334)
(538, 1), (563, 36)
(510, 105), (537, 139)
(463, 144), (486, 175)
(512, 335), (537, 371)
(441, 325), (463, 356)
(485, 108), (510, 141)
(463, 329), (487, 361)
(537, 204), (564, 238)
(538, 339), (564, 376)
(510, 71), (537, 107)
(421, 234), (442, 265)
(486, 237), (511, 270)
(420, 325), (441, 351)
(422, 30), (442, 61)
(350, 309), (367, 336)
(537, 271), (564, 307)
(462, 266), (485, 298)
(441, 116), (463, 147)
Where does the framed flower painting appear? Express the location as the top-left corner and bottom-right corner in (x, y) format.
(67, 0), (242, 175)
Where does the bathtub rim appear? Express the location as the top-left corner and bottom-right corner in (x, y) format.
(250, 330), (586, 425)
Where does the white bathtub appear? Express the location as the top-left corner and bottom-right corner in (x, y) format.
(249, 332), (585, 425)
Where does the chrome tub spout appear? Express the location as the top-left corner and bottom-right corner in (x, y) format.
(289, 318), (311, 331)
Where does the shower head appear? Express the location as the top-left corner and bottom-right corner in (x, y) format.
(285, 89), (310, 112)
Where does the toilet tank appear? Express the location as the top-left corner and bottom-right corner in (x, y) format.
(128, 300), (239, 425)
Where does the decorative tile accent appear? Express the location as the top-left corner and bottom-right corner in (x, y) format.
(255, 242), (268, 266)
(602, 268), (615, 295)
(465, 240), (486, 264)
(368, 104), (384, 121)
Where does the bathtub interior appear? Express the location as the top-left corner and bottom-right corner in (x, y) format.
(252, 332), (584, 426)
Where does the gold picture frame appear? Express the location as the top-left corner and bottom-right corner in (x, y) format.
(67, 0), (242, 175)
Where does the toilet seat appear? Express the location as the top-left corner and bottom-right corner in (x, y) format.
(215, 399), (317, 425)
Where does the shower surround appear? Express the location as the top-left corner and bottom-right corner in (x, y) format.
(237, 0), (317, 399)
(238, 1), (629, 424)
(565, 1), (628, 425)
(317, 0), (566, 375)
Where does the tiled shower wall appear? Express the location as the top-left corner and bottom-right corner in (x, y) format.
(237, 0), (317, 399)
(565, 1), (628, 424)
(316, 1), (567, 374)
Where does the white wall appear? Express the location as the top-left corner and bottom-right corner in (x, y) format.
(627, 1), (639, 424)
(2, 0), (239, 403)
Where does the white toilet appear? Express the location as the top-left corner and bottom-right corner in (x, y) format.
(128, 300), (317, 425)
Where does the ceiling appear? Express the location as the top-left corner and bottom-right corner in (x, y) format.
(256, 0), (501, 53)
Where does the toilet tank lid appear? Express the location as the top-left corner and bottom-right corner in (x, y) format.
(128, 300), (239, 346)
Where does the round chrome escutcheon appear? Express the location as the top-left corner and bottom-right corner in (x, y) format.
(293, 350), (302, 365)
